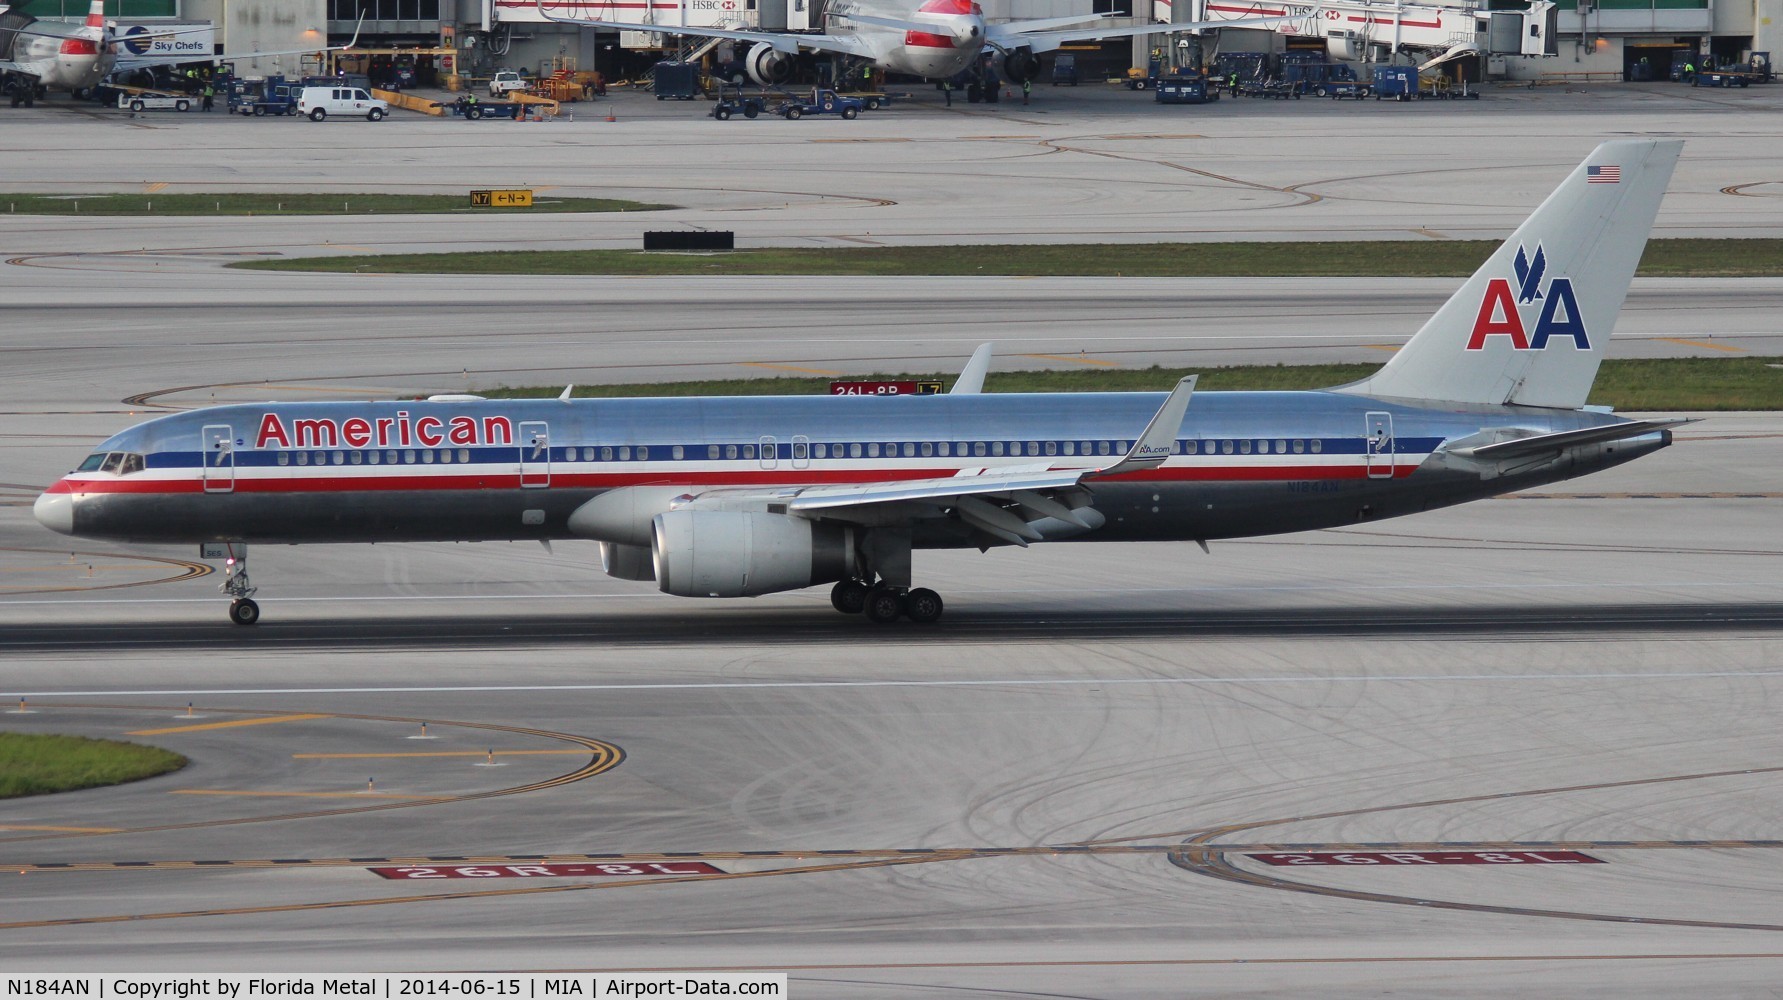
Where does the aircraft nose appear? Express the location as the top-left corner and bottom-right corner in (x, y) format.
(33, 487), (74, 536)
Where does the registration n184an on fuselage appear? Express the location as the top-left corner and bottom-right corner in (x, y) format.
(37, 140), (1685, 626)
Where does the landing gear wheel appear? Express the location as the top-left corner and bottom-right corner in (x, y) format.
(830, 579), (869, 615)
(862, 586), (905, 624)
(903, 588), (943, 624)
(229, 598), (260, 626)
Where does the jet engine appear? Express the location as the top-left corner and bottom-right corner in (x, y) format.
(1002, 49), (1040, 84)
(652, 510), (853, 598)
(745, 42), (793, 86)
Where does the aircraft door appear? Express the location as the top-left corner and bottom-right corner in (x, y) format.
(1365, 412), (1395, 479)
(202, 424), (235, 493)
(520, 421), (550, 488)
(759, 435), (778, 470)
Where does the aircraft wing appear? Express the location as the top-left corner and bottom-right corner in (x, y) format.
(679, 377), (1198, 547)
(534, 5), (871, 58)
(987, 14), (1292, 55)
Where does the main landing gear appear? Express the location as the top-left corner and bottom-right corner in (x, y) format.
(220, 546), (259, 625)
(830, 580), (944, 625)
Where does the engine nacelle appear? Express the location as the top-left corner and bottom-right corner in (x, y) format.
(652, 510), (852, 598)
(745, 42), (793, 86)
(1002, 49), (1040, 84)
(600, 541), (656, 582)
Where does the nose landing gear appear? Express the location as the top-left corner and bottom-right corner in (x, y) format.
(218, 544), (259, 625)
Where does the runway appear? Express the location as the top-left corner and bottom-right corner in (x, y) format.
(2, 84), (1782, 993)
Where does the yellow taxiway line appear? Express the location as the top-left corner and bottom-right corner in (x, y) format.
(130, 713), (328, 736)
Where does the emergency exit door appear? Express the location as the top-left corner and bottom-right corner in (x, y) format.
(202, 425), (235, 493)
(519, 421), (550, 488)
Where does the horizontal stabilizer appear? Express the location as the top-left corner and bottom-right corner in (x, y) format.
(1445, 418), (1691, 461)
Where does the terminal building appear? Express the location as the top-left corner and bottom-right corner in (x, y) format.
(15, 0), (1782, 84)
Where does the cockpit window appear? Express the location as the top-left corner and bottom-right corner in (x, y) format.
(84, 451), (145, 474)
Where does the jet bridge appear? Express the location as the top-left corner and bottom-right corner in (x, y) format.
(1156, 0), (1557, 66)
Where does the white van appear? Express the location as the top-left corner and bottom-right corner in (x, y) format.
(295, 86), (388, 122)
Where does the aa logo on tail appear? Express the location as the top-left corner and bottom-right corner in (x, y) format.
(1465, 243), (1588, 351)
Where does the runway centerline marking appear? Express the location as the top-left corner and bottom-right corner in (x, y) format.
(170, 790), (448, 801)
(291, 750), (591, 759)
(1659, 337), (1747, 352)
(0, 825), (122, 833)
(20, 668), (1783, 700)
(129, 713), (329, 736)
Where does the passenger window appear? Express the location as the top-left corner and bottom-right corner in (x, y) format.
(793, 441), (808, 460)
(708, 445), (720, 460)
(973, 442), (986, 457)
(1186, 441), (1199, 455)
(404, 449), (416, 463)
(277, 452), (290, 466)
(296, 452), (309, 466)
(991, 442), (1004, 457)
(814, 443), (827, 459)
(78, 453), (106, 471)
(921, 441), (933, 457)
(618, 446), (630, 461)
(438, 450), (451, 463)
(637, 446), (649, 460)
(459, 449), (471, 463)
(602, 447), (613, 461)
(1221, 440), (1234, 455)
(421, 450), (435, 464)
(333, 452), (345, 465)
(314, 452), (326, 466)
(849, 443), (863, 459)
(1239, 440), (1252, 454)
(1062, 442), (1075, 456)
(1311, 439), (1323, 454)
(351, 451), (363, 465)
(902, 443), (915, 458)
(385, 450), (397, 464)
(725, 444), (738, 460)
(867, 443), (880, 458)
(938, 442), (950, 457)
(1276, 439), (1288, 454)
(742, 444), (755, 459)
(1293, 440), (1305, 454)
(1097, 441), (1111, 456)
(354, 90), (369, 100)
(1118, 441), (1130, 452)
(1044, 441), (1056, 456)
(671, 446), (684, 461)
(1256, 441), (1269, 455)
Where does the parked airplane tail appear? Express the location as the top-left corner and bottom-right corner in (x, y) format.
(1337, 139), (1682, 409)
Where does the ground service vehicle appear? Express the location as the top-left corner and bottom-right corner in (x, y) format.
(118, 92), (190, 112)
(488, 70), (529, 97)
(36, 141), (1688, 628)
(296, 86), (388, 121)
(777, 88), (863, 119)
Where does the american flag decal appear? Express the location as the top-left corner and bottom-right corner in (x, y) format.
(1587, 165), (1621, 184)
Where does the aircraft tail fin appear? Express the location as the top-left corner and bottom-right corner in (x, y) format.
(1336, 139), (1681, 409)
(85, 0), (106, 29)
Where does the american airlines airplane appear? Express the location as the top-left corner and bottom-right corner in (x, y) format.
(0, 1), (357, 107)
(37, 140), (1684, 627)
(533, 0), (1286, 87)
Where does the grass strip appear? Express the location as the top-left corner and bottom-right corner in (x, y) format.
(480, 357), (1783, 411)
(0, 732), (187, 799)
(0, 194), (673, 216)
(231, 239), (1783, 277)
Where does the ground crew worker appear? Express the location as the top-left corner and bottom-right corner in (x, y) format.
(201, 83), (214, 111)
(1228, 72), (1239, 96)
(1021, 78), (1031, 104)
(1683, 61), (1694, 81)
(940, 78), (952, 106)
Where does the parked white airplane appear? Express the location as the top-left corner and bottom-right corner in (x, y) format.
(37, 141), (1686, 627)
(534, 0), (1285, 86)
(0, 0), (358, 106)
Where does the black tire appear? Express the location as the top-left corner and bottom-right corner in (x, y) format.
(904, 588), (943, 624)
(253, 105), (267, 116)
(176, 100), (189, 112)
(309, 108), (326, 121)
(229, 598), (260, 626)
(131, 99), (146, 112)
(715, 106), (732, 120)
(743, 106), (758, 119)
(863, 587), (904, 624)
(865, 97), (881, 109)
(830, 580), (868, 615)
(467, 106), (481, 119)
(786, 106), (802, 119)
(1134, 79), (1149, 90)
(841, 107), (858, 119)
(367, 107), (384, 121)
(1315, 86), (1327, 97)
